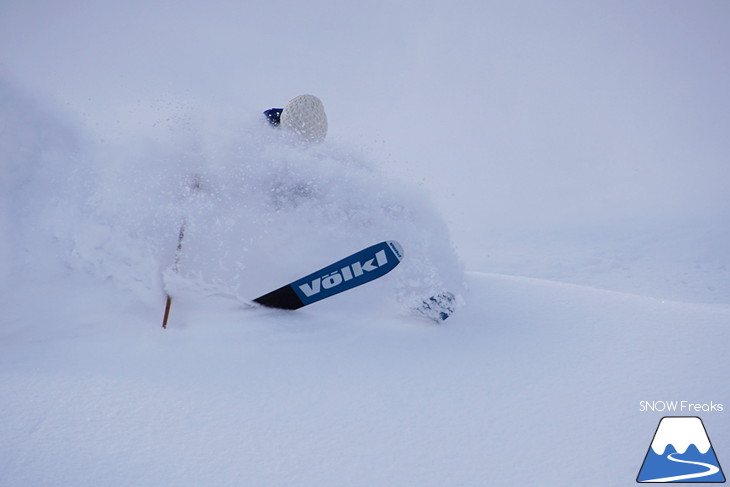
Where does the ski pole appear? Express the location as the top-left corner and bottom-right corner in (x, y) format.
(162, 222), (186, 329)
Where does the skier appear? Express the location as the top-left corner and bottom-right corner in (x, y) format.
(262, 95), (459, 321)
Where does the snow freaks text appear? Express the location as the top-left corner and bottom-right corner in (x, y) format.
(639, 401), (724, 413)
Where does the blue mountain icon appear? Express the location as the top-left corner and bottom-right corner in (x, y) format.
(637, 417), (725, 483)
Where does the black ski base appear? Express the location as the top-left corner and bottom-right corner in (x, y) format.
(254, 285), (304, 310)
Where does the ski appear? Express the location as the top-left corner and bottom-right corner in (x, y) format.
(254, 240), (404, 310)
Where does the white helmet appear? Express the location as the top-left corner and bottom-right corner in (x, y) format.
(280, 94), (328, 142)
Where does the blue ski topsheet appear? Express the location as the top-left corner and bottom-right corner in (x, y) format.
(253, 240), (404, 309)
(291, 240), (404, 306)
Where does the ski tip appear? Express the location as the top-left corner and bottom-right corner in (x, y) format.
(386, 240), (404, 261)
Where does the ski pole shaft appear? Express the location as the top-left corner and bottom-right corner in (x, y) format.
(162, 295), (173, 329)
(162, 223), (186, 329)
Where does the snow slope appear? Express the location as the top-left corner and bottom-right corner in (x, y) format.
(2, 1), (730, 485)
(2, 76), (729, 487)
(2, 271), (729, 486)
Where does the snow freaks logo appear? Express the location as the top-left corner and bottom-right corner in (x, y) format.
(637, 417), (726, 483)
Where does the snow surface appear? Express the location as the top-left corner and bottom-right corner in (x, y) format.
(2, 1), (730, 486)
